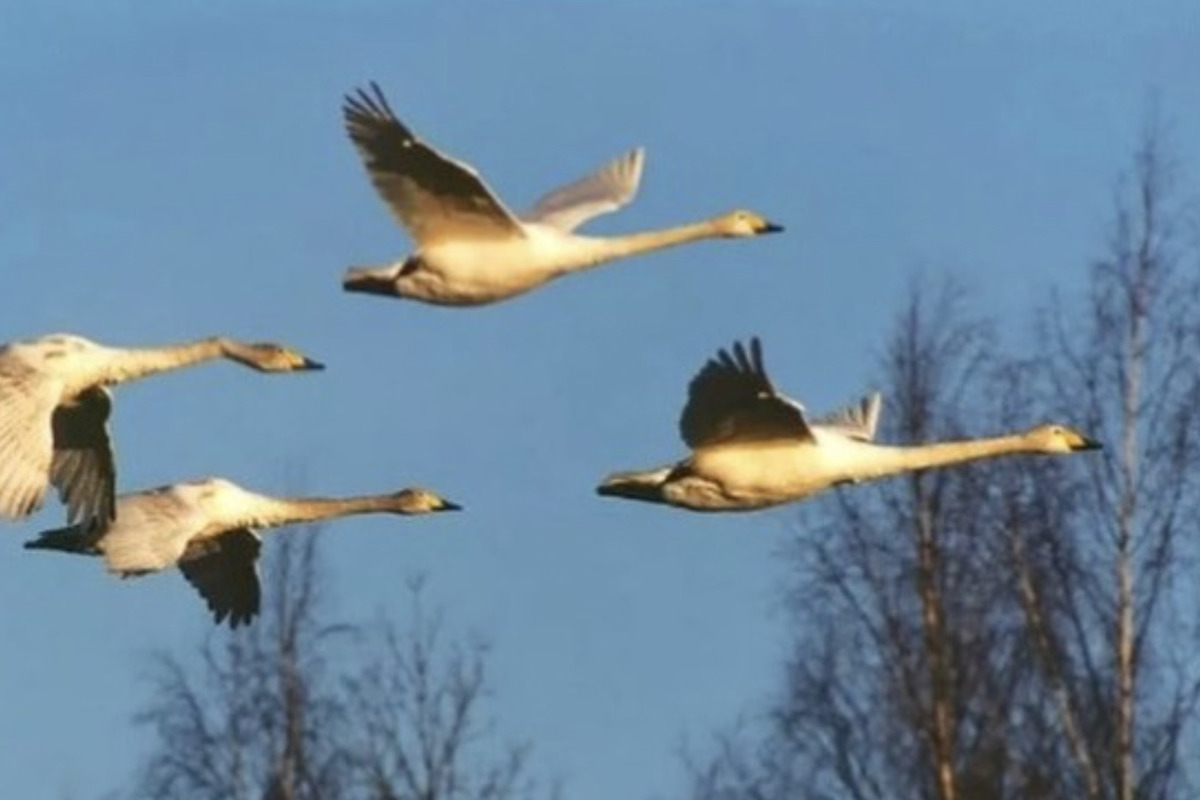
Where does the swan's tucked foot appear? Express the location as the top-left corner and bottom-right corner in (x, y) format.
(343, 266), (399, 297)
(23, 524), (98, 555)
(595, 468), (672, 505)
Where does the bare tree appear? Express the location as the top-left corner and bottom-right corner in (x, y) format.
(777, 279), (1066, 800)
(684, 123), (1200, 800)
(1012, 118), (1200, 800)
(343, 578), (542, 800)
(135, 528), (353, 800)
(132, 534), (546, 800)
(689, 279), (1053, 800)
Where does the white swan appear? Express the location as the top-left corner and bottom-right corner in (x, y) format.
(596, 337), (1102, 512)
(24, 477), (461, 628)
(340, 82), (783, 307)
(0, 333), (323, 528)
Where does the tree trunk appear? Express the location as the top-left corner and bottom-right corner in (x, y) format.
(915, 487), (958, 800)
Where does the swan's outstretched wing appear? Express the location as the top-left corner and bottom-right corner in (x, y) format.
(49, 387), (116, 527)
(0, 362), (57, 520)
(812, 392), (883, 442)
(523, 147), (645, 232)
(342, 82), (525, 246)
(179, 529), (262, 629)
(679, 338), (813, 449)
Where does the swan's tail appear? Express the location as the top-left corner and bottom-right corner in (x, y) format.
(595, 467), (673, 505)
(24, 524), (99, 556)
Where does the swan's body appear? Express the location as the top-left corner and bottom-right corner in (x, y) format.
(24, 477), (460, 627)
(0, 333), (322, 528)
(597, 338), (1102, 512)
(340, 82), (783, 307)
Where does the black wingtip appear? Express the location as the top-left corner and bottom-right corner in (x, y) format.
(215, 603), (259, 629)
(344, 81), (385, 120)
(749, 336), (764, 372)
(344, 80), (395, 121)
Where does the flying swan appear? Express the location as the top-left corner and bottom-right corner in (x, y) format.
(0, 333), (322, 529)
(25, 477), (461, 627)
(340, 82), (783, 306)
(597, 337), (1102, 512)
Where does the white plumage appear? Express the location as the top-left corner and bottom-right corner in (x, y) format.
(340, 82), (783, 306)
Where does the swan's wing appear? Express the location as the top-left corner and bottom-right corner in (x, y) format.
(812, 392), (883, 442)
(49, 387), (116, 527)
(97, 486), (207, 575)
(679, 337), (813, 449)
(523, 147), (645, 232)
(178, 529), (262, 629)
(0, 363), (58, 520)
(342, 82), (525, 246)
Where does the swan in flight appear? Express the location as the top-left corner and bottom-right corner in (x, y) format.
(0, 333), (322, 528)
(25, 477), (461, 628)
(596, 337), (1102, 512)
(340, 82), (783, 307)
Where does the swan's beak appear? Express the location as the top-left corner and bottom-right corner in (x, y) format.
(758, 221), (785, 234)
(343, 267), (398, 297)
(438, 500), (463, 512)
(1072, 437), (1103, 452)
(300, 358), (325, 371)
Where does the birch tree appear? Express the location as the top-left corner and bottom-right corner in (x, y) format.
(133, 534), (544, 800)
(686, 124), (1200, 800)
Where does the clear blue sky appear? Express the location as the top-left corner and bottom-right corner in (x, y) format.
(1, 2), (1197, 798)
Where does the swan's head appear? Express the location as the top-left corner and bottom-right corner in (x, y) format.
(715, 210), (784, 238)
(224, 341), (325, 373)
(1024, 424), (1103, 454)
(391, 487), (462, 514)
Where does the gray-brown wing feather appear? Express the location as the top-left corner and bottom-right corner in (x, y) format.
(523, 147), (645, 232)
(342, 82), (525, 245)
(96, 485), (208, 576)
(812, 392), (883, 442)
(49, 386), (116, 527)
(178, 529), (262, 629)
(679, 337), (812, 449)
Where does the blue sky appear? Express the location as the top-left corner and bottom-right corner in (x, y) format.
(1, 2), (1198, 798)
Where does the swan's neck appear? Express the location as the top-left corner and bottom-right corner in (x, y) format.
(99, 338), (225, 385)
(851, 434), (1033, 481)
(568, 219), (721, 271)
(248, 495), (399, 529)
